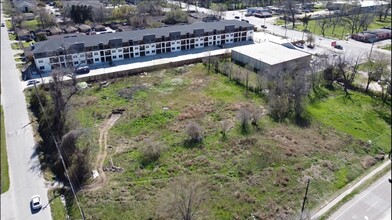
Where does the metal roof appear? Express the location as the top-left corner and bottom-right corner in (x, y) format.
(32, 20), (253, 54)
(232, 42), (311, 66)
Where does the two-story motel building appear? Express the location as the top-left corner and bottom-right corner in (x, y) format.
(32, 20), (254, 72)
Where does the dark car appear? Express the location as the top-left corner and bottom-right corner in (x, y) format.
(234, 16), (240, 19)
(241, 19), (249, 23)
(27, 79), (40, 86)
(1, 23), (5, 27)
(307, 44), (314, 49)
(75, 66), (90, 74)
(260, 25), (267, 29)
(334, 45), (343, 50)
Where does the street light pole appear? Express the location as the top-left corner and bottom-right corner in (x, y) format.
(368, 38), (376, 60)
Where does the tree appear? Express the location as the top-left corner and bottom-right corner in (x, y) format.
(282, 0), (298, 29)
(365, 52), (390, 92)
(163, 9), (188, 24)
(210, 3), (227, 18)
(137, 1), (162, 16)
(186, 122), (203, 143)
(36, 7), (55, 29)
(70, 5), (93, 23)
(306, 33), (315, 46)
(302, 14), (311, 30)
(334, 53), (362, 97)
(163, 177), (206, 220)
(237, 107), (251, 134)
(319, 16), (330, 37)
(112, 5), (136, 21)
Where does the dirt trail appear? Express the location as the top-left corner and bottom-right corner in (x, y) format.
(84, 114), (121, 191)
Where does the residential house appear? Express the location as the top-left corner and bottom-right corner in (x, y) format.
(64, 26), (78, 34)
(32, 20), (254, 71)
(92, 24), (106, 32)
(78, 24), (92, 33)
(48, 26), (62, 35)
(13, 0), (37, 13)
(16, 28), (31, 40)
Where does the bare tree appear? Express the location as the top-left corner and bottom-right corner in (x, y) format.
(186, 122), (203, 143)
(319, 16), (330, 37)
(36, 7), (55, 29)
(163, 177), (206, 220)
(237, 107), (251, 134)
(334, 53), (362, 97)
(282, 0), (298, 29)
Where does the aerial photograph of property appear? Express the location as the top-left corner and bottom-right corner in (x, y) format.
(1, 0), (391, 219)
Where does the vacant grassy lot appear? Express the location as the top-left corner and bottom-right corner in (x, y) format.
(1, 106), (10, 193)
(46, 63), (390, 219)
(380, 44), (391, 51)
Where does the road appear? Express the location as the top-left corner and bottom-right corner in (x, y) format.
(328, 171), (391, 220)
(0, 6), (52, 220)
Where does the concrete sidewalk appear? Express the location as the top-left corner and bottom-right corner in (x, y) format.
(311, 159), (391, 219)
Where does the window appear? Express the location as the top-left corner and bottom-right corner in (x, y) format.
(80, 54), (85, 57)
(146, 45), (150, 48)
(94, 52), (99, 55)
(74, 61), (79, 65)
(112, 56), (117, 59)
(195, 44), (198, 47)
(146, 51), (150, 54)
(81, 60), (86, 63)
(208, 37), (212, 40)
(134, 52), (139, 56)
(176, 40), (180, 44)
(152, 44), (156, 48)
(112, 50), (116, 53)
(39, 66), (45, 70)
(177, 46), (180, 50)
(119, 55), (123, 58)
(152, 50), (155, 53)
(73, 55), (78, 58)
(172, 47), (175, 50)
(230, 33), (234, 37)
(208, 42), (212, 45)
(95, 58), (99, 62)
(38, 60), (43, 63)
(134, 46), (139, 50)
(118, 49), (122, 52)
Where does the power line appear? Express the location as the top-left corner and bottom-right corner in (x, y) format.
(33, 82), (85, 220)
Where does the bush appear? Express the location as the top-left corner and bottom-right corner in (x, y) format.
(186, 121), (203, 143)
(163, 9), (188, 24)
(140, 140), (165, 166)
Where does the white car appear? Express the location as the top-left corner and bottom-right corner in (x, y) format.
(31, 195), (42, 210)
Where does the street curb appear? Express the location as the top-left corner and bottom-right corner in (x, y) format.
(311, 159), (391, 219)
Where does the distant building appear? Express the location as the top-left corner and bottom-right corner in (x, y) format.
(351, 28), (391, 42)
(32, 20), (254, 72)
(12, 0), (36, 13)
(326, 0), (390, 12)
(231, 42), (311, 73)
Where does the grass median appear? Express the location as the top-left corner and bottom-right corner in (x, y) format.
(1, 106), (10, 193)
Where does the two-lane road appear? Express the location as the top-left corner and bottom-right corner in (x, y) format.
(1, 5), (52, 220)
(328, 172), (391, 220)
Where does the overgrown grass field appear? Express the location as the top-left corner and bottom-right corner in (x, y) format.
(57, 64), (390, 219)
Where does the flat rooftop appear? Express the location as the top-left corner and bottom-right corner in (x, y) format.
(232, 42), (311, 65)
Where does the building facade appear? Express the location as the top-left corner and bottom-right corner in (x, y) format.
(32, 20), (254, 72)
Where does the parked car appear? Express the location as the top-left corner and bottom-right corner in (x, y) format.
(31, 195), (42, 210)
(234, 16), (240, 19)
(295, 44), (304, 49)
(75, 66), (90, 74)
(334, 45), (343, 50)
(307, 44), (314, 49)
(260, 25), (267, 29)
(27, 79), (40, 86)
(1, 23), (4, 27)
(241, 19), (249, 23)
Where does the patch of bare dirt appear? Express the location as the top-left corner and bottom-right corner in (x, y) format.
(177, 99), (215, 120)
(84, 113), (122, 191)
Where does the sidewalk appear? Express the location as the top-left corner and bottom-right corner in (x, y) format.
(311, 159), (391, 219)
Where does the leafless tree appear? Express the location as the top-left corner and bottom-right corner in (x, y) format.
(186, 122), (203, 143)
(163, 177), (206, 220)
(220, 120), (231, 140)
(334, 53), (362, 97)
(237, 107), (251, 134)
(319, 16), (330, 37)
(36, 7), (55, 29)
(282, 0), (298, 29)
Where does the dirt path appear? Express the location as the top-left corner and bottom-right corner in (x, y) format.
(84, 114), (121, 191)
